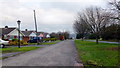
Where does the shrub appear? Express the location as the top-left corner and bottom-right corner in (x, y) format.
(9, 41), (18, 45)
(12, 39), (18, 41)
(76, 34), (83, 39)
(88, 33), (96, 39)
(42, 38), (57, 42)
(9, 40), (28, 45)
(22, 40), (28, 45)
(42, 38), (49, 42)
(20, 40), (28, 45)
(50, 38), (57, 41)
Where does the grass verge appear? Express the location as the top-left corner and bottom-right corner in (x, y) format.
(74, 40), (119, 67)
(40, 40), (61, 45)
(28, 40), (61, 45)
(1, 46), (41, 54)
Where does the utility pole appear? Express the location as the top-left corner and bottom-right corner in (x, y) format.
(33, 10), (38, 45)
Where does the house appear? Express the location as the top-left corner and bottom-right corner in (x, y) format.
(0, 26), (24, 40)
(22, 29), (36, 42)
(37, 32), (44, 39)
(46, 34), (50, 38)
(43, 33), (49, 38)
(37, 32), (50, 38)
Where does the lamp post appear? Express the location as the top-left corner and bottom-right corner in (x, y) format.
(17, 20), (21, 48)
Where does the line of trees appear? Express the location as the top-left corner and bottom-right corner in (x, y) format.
(50, 31), (70, 40)
(73, 0), (120, 44)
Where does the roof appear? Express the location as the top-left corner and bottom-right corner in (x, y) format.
(38, 33), (44, 37)
(22, 31), (33, 36)
(37, 32), (44, 35)
(0, 28), (16, 35)
(46, 34), (50, 38)
(43, 33), (49, 37)
(36, 32), (49, 37)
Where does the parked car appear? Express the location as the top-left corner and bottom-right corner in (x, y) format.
(28, 37), (41, 43)
(0, 39), (9, 48)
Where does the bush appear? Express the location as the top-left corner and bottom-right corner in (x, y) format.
(42, 38), (49, 42)
(20, 40), (28, 45)
(76, 34), (83, 39)
(9, 40), (28, 45)
(42, 38), (57, 42)
(12, 39), (18, 41)
(22, 42), (28, 45)
(50, 38), (57, 41)
(88, 33), (96, 39)
(9, 41), (18, 45)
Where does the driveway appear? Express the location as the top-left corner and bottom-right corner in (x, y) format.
(2, 40), (82, 66)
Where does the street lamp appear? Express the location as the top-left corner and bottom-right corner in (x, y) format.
(17, 20), (21, 48)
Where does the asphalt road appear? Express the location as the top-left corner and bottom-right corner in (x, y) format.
(2, 40), (79, 66)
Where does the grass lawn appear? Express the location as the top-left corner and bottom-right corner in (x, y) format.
(0, 46), (41, 54)
(101, 39), (119, 42)
(28, 43), (37, 45)
(86, 39), (119, 42)
(28, 40), (61, 45)
(40, 40), (60, 45)
(74, 40), (119, 67)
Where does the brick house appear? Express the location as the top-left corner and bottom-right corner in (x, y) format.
(22, 29), (36, 42)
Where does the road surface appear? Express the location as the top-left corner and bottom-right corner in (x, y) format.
(2, 40), (81, 66)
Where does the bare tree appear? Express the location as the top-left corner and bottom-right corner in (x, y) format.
(108, 0), (120, 21)
(82, 7), (111, 44)
(73, 14), (90, 41)
(108, 0), (120, 41)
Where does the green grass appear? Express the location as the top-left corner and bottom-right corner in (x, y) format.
(41, 40), (60, 45)
(28, 43), (37, 45)
(74, 40), (119, 67)
(86, 39), (119, 42)
(101, 39), (119, 42)
(28, 40), (61, 45)
(0, 47), (41, 54)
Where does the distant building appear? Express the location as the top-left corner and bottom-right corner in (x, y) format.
(0, 26), (24, 40)
(46, 34), (50, 38)
(22, 29), (36, 42)
(37, 32), (44, 39)
(43, 33), (49, 38)
(0, 26), (51, 42)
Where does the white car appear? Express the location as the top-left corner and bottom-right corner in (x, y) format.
(0, 39), (9, 48)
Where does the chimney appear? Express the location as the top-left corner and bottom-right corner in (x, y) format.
(25, 29), (28, 31)
(5, 26), (8, 29)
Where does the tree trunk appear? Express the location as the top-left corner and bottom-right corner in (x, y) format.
(81, 34), (84, 41)
(96, 34), (99, 44)
(96, 37), (99, 44)
(81, 37), (84, 41)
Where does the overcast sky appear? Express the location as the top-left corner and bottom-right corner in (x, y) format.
(0, 0), (108, 33)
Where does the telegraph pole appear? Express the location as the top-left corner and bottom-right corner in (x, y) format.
(33, 10), (38, 45)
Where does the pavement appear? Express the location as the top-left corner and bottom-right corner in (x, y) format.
(5, 41), (61, 48)
(6, 44), (51, 47)
(2, 40), (83, 66)
(86, 40), (119, 44)
(1, 45), (51, 58)
(1, 52), (22, 58)
(1, 42), (61, 58)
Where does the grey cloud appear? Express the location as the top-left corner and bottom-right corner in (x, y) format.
(1, 0), (107, 33)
